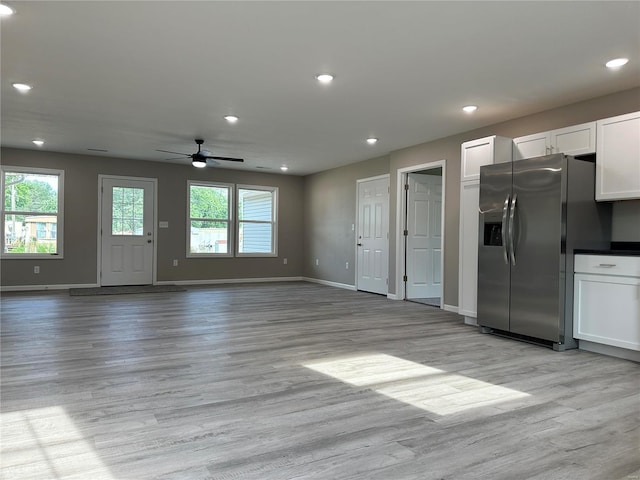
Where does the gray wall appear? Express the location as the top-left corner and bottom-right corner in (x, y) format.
(612, 201), (640, 241)
(3, 88), (639, 295)
(1, 148), (305, 287)
(302, 155), (390, 284)
(304, 87), (640, 307)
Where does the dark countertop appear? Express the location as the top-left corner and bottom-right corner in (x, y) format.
(575, 249), (640, 256)
(575, 242), (640, 256)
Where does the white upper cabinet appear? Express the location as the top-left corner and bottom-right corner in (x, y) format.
(551, 122), (596, 157)
(512, 131), (550, 160)
(513, 122), (596, 160)
(596, 111), (640, 201)
(461, 135), (512, 182)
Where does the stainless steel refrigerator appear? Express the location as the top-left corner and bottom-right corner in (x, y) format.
(477, 154), (611, 350)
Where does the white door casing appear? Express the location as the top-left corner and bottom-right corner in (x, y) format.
(99, 176), (156, 286)
(356, 176), (389, 294)
(406, 173), (442, 299)
(395, 160), (446, 303)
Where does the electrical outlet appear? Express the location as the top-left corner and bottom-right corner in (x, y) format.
(173, 259), (178, 267)
(283, 258), (288, 265)
(34, 266), (40, 274)
(315, 259), (319, 266)
(346, 262), (349, 269)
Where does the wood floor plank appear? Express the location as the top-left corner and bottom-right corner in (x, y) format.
(1, 282), (639, 479)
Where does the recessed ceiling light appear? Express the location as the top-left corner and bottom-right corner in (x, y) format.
(463, 105), (478, 113)
(0, 3), (14, 16)
(605, 58), (629, 69)
(224, 115), (239, 123)
(192, 158), (207, 168)
(12, 83), (32, 92)
(32, 140), (44, 147)
(280, 165), (289, 172)
(366, 137), (378, 145)
(315, 74), (334, 84)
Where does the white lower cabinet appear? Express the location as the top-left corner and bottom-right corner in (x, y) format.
(574, 255), (640, 352)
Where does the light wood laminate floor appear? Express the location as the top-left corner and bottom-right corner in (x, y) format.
(1, 282), (638, 480)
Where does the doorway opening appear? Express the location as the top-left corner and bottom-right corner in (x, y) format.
(396, 161), (445, 307)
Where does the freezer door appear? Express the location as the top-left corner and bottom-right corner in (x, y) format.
(510, 155), (565, 342)
(477, 162), (512, 331)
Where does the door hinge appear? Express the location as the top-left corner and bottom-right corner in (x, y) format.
(403, 230), (408, 236)
(403, 275), (408, 282)
(404, 184), (409, 191)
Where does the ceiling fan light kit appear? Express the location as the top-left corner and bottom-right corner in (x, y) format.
(192, 158), (207, 168)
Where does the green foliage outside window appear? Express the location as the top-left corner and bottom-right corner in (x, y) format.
(190, 185), (228, 226)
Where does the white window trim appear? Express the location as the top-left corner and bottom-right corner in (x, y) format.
(1, 165), (64, 259)
(186, 180), (234, 258)
(236, 184), (278, 258)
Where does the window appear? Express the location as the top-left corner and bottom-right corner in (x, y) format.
(1, 166), (64, 258)
(188, 181), (233, 256)
(36, 222), (47, 239)
(237, 185), (277, 256)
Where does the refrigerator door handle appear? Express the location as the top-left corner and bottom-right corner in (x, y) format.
(509, 194), (517, 266)
(501, 195), (510, 265)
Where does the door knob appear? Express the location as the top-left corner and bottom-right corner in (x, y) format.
(147, 239), (152, 243)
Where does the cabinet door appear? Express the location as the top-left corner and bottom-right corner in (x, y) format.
(551, 122), (596, 156)
(513, 132), (551, 160)
(596, 111), (640, 201)
(461, 137), (496, 182)
(574, 273), (640, 350)
(458, 182), (480, 318)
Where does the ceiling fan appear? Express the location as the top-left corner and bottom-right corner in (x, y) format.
(156, 139), (244, 168)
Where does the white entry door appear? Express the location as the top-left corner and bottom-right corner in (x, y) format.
(406, 173), (442, 299)
(357, 176), (389, 294)
(100, 176), (155, 286)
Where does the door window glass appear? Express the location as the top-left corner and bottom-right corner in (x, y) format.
(111, 187), (144, 236)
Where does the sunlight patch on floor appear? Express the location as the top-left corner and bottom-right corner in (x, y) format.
(303, 353), (529, 415)
(0, 406), (115, 479)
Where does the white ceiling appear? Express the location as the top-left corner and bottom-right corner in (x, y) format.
(1, 1), (639, 175)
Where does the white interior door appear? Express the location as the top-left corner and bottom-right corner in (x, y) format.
(100, 176), (155, 286)
(406, 172), (442, 300)
(357, 176), (389, 294)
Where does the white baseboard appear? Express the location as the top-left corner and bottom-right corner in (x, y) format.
(387, 293), (400, 300)
(1, 278), (304, 292)
(444, 304), (459, 314)
(463, 315), (478, 326)
(157, 276), (303, 286)
(578, 340), (640, 363)
(302, 277), (356, 291)
(1, 283), (98, 292)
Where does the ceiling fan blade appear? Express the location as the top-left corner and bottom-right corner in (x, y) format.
(164, 156), (189, 161)
(203, 155), (244, 162)
(156, 149), (189, 156)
